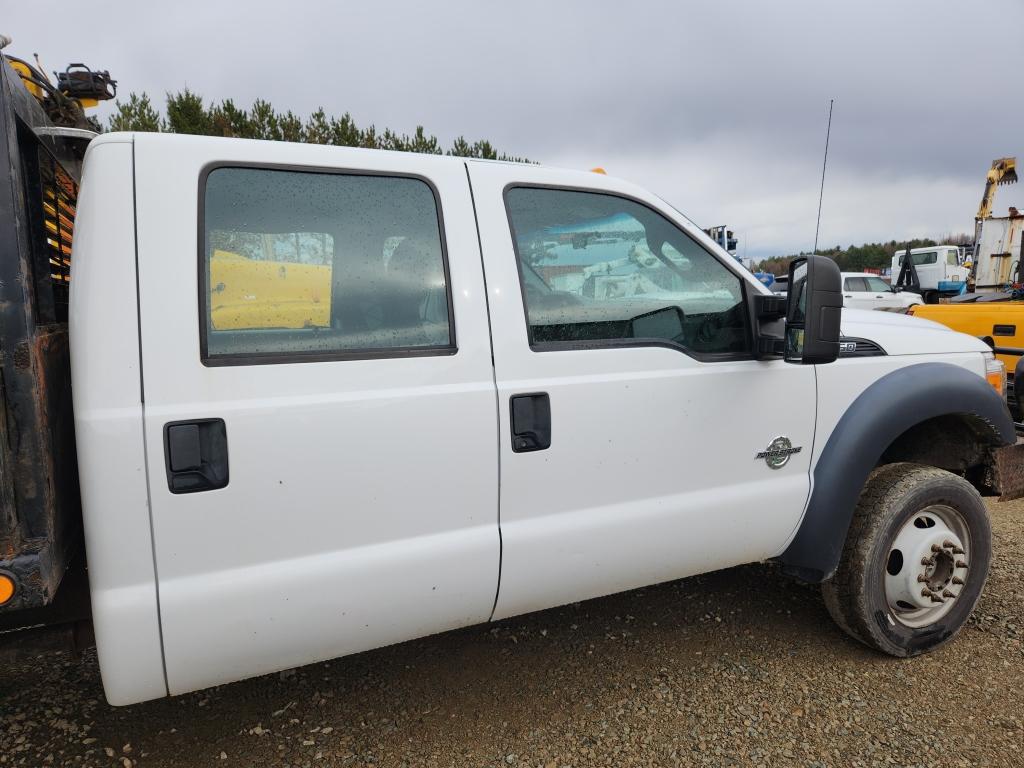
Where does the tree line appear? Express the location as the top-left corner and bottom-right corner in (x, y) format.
(107, 89), (529, 161)
(755, 233), (972, 275)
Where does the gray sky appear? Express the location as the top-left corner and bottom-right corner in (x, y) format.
(6, 0), (1023, 258)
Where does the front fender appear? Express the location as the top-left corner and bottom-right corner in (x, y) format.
(780, 361), (1015, 583)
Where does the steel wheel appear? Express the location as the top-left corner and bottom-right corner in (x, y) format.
(822, 463), (992, 657)
(883, 504), (971, 628)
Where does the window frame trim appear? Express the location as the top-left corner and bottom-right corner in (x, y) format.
(197, 161), (458, 367)
(502, 182), (755, 363)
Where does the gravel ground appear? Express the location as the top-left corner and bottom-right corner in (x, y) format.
(2, 498), (1022, 768)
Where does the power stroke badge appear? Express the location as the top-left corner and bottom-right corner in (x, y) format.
(756, 436), (802, 469)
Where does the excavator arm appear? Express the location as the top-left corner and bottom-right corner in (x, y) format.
(977, 157), (1018, 222)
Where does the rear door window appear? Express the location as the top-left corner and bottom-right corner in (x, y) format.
(201, 167), (453, 363)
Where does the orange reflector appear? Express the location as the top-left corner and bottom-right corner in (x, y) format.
(590, 166), (607, 174)
(0, 573), (14, 605)
(987, 369), (1006, 397)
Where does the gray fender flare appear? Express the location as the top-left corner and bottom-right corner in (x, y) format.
(780, 361), (1015, 583)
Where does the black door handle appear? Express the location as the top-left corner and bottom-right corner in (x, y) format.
(510, 393), (551, 452)
(163, 418), (229, 493)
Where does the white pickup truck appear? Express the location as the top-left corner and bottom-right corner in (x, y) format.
(4, 127), (1023, 707)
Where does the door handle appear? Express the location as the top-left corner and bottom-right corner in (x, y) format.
(163, 418), (229, 493)
(510, 393), (551, 452)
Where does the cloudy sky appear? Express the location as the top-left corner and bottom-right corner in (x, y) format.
(7, 0), (1023, 258)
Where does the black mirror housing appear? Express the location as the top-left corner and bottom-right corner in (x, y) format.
(784, 255), (842, 364)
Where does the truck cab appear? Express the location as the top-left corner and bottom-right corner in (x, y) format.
(892, 245), (969, 302)
(59, 132), (1020, 705)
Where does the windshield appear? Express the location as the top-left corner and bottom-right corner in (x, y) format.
(898, 251), (937, 266)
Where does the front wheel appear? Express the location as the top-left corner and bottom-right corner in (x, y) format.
(822, 462), (991, 656)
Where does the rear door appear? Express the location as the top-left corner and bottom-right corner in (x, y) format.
(134, 136), (499, 695)
(843, 276), (876, 309)
(467, 162), (817, 620)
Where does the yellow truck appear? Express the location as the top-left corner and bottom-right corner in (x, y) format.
(910, 300), (1024, 424)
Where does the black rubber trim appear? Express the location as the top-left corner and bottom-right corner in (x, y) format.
(992, 346), (1024, 358)
(781, 361), (1015, 583)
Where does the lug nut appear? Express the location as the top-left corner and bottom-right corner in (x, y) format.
(956, 560), (968, 569)
(943, 540), (955, 548)
(942, 589), (956, 598)
(931, 544), (944, 553)
(917, 574), (930, 583)
(952, 576), (965, 585)
(921, 557), (934, 566)
(952, 547), (965, 555)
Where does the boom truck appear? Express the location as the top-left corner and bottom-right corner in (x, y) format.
(2, 41), (1024, 706)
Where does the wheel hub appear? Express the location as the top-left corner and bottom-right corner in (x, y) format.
(884, 506), (970, 627)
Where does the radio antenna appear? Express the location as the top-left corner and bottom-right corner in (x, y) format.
(813, 99), (834, 255)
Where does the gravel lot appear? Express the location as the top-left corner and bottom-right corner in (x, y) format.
(2, 498), (1022, 768)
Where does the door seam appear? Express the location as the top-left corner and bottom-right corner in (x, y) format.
(132, 139), (171, 696)
(465, 163), (503, 622)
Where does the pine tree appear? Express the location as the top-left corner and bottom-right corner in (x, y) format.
(210, 99), (251, 138)
(108, 92), (162, 132)
(105, 92), (531, 161)
(165, 89), (211, 135)
(249, 99), (281, 141)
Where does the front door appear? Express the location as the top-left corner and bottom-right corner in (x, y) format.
(862, 275), (903, 310)
(467, 163), (818, 620)
(134, 138), (499, 695)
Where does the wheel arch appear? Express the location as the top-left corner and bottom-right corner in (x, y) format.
(780, 361), (1014, 583)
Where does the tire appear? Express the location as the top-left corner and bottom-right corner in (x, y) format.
(822, 462), (991, 657)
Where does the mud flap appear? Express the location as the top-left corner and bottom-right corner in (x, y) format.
(995, 442), (1024, 501)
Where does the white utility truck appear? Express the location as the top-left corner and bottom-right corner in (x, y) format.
(892, 245), (970, 302)
(4, 124), (1024, 705)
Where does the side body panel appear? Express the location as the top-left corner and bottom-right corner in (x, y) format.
(780, 352), (1009, 581)
(70, 137), (167, 704)
(132, 135), (499, 696)
(467, 162), (818, 620)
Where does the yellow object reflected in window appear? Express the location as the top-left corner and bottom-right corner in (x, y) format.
(208, 249), (332, 330)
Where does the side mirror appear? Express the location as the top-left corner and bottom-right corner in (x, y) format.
(630, 305), (685, 340)
(785, 255), (842, 364)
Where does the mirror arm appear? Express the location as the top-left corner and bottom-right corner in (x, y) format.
(752, 293), (787, 359)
